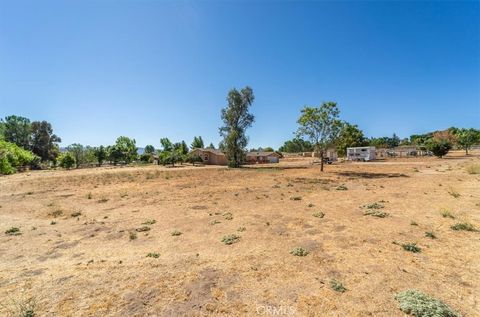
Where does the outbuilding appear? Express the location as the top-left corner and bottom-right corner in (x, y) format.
(246, 151), (281, 164)
(347, 146), (376, 161)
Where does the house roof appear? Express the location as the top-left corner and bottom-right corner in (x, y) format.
(246, 151), (280, 157)
(190, 148), (226, 156)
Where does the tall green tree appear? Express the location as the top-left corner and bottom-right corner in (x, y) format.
(207, 142), (216, 149)
(160, 138), (173, 152)
(426, 138), (452, 158)
(0, 140), (37, 174)
(67, 144), (85, 168)
(191, 136), (204, 149)
(30, 121), (61, 162)
(3, 115), (31, 149)
(144, 145), (155, 154)
(454, 128), (480, 155)
(278, 138), (313, 153)
(93, 145), (107, 166)
(336, 122), (366, 156)
(0, 120), (5, 140)
(219, 86), (255, 167)
(114, 136), (137, 164)
(296, 102), (342, 171)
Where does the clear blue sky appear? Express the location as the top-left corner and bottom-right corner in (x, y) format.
(0, 0), (479, 149)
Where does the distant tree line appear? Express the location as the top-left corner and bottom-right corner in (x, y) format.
(1, 87), (479, 174)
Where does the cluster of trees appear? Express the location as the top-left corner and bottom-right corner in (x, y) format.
(0, 115), (61, 174)
(2, 87), (479, 174)
(280, 113), (480, 161)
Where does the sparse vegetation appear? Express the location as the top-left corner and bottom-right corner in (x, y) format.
(223, 212), (233, 220)
(71, 211), (82, 217)
(129, 232), (137, 240)
(5, 227), (21, 236)
(363, 202), (384, 209)
(312, 212), (325, 218)
(448, 189), (460, 198)
(290, 247), (309, 256)
(330, 279), (347, 293)
(290, 196), (302, 201)
(142, 219), (156, 225)
(466, 164), (480, 174)
(171, 230), (182, 236)
(425, 231), (436, 239)
(441, 209), (455, 219)
(209, 220), (221, 225)
(410, 221), (418, 226)
(135, 226), (150, 232)
(97, 197), (109, 203)
(222, 234), (240, 245)
(146, 252), (160, 258)
(402, 242), (421, 253)
(364, 210), (388, 218)
(237, 226), (246, 232)
(336, 184), (348, 190)
(395, 289), (460, 317)
(451, 222), (476, 232)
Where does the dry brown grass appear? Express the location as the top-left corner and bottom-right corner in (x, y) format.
(0, 154), (479, 316)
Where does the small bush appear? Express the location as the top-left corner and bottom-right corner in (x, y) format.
(395, 289), (460, 317)
(50, 209), (63, 218)
(364, 210), (388, 218)
(171, 230), (182, 236)
(209, 220), (221, 225)
(312, 212), (325, 218)
(129, 232), (137, 240)
(223, 212), (233, 220)
(97, 197), (109, 203)
(336, 184), (348, 191)
(448, 189), (460, 198)
(290, 196), (302, 201)
(330, 279), (347, 293)
(451, 222), (476, 232)
(86, 192), (92, 199)
(237, 226), (246, 232)
(222, 234), (240, 245)
(71, 211), (82, 217)
(290, 247), (309, 256)
(425, 231), (436, 239)
(5, 227), (21, 236)
(402, 242), (421, 253)
(363, 202), (384, 209)
(466, 164), (480, 175)
(410, 221), (418, 226)
(441, 209), (455, 219)
(142, 219), (156, 225)
(146, 252), (160, 258)
(135, 226), (150, 232)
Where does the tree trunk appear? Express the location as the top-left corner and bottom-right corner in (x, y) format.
(320, 150), (324, 172)
(466, 148), (468, 155)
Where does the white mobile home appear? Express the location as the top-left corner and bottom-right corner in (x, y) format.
(347, 146), (376, 161)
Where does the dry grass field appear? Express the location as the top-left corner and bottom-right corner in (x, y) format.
(1, 152), (479, 316)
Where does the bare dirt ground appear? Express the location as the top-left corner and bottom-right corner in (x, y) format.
(1, 151), (479, 316)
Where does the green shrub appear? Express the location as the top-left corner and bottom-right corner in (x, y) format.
(330, 279), (347, 293)
(402, 243), (421, 253)
(142, 219), (156, 225)
(171, 230), (182, 236)
(146, 252), (160, 258)
(451, 222), (476, 232)
(440, 209), (455, 219)
(395, 289), (460, 317)
(364, 210), (388, 218)
(222, 234), (240, 245)
(223, 212), (233, 220)
(363, 202), (384, 209)
(425, 231), (436, 239)
(290, 247), (309, 256)
(0, 140), (37, 175)
(57, 152), (75, 169)
(5, 227), (21, 236)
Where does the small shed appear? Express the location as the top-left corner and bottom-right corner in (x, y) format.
(246, 151), (281, 164)
(347, 146), (376, 161)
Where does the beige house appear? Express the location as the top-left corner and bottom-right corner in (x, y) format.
(246, 151), (281, 164)
(189, 148), (228, 165)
